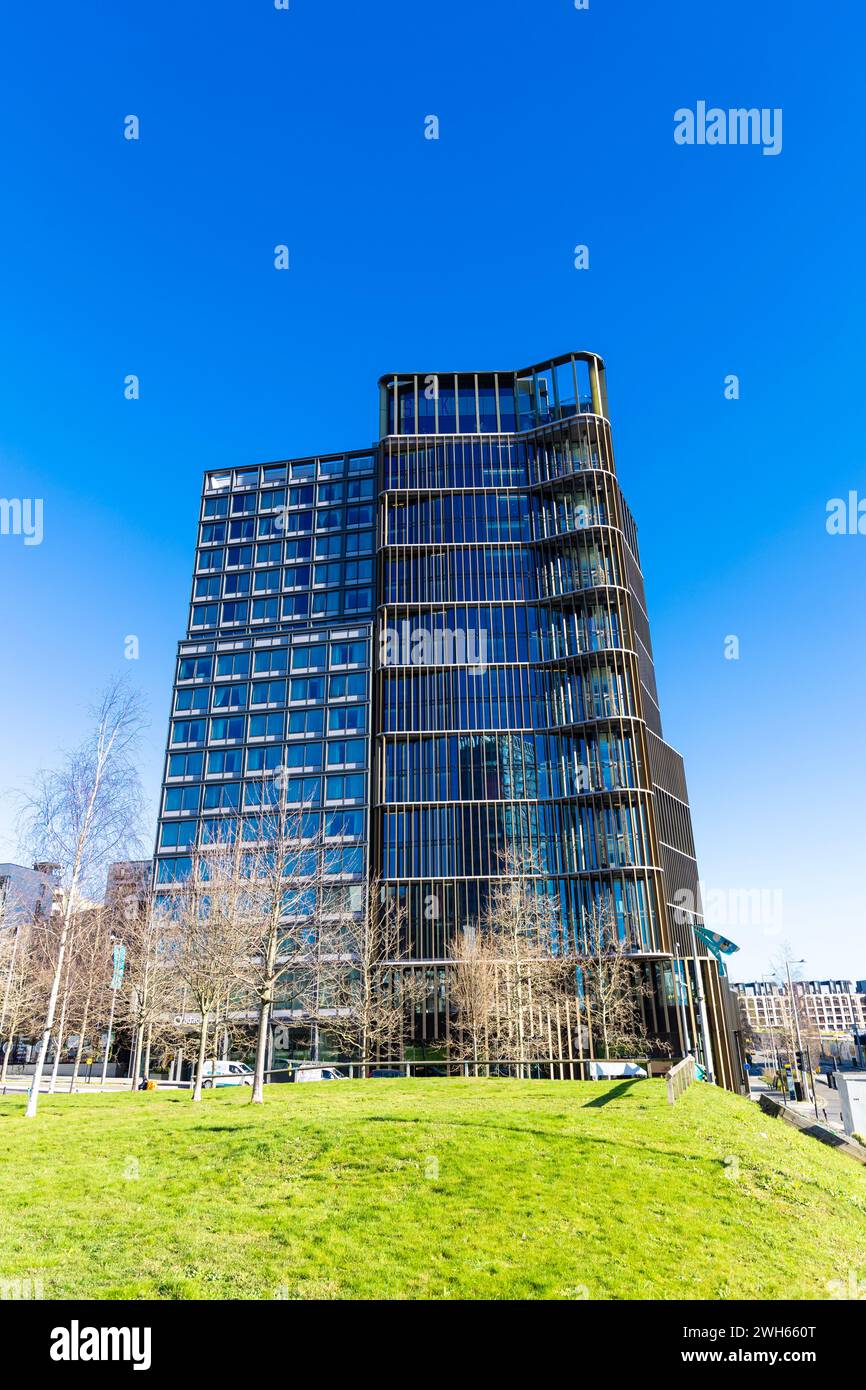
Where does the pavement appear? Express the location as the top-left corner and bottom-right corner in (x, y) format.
(748, 1074), (845, 1133)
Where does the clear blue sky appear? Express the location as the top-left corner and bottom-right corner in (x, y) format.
(1, 1), (864, 981)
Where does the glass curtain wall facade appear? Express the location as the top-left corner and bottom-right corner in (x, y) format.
(154, 353), (744, 1089)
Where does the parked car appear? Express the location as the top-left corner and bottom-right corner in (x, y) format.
(291, 1066), (347, 1083)
(201, 1060), (254, 1088)
(370, 1068), (403, 1079)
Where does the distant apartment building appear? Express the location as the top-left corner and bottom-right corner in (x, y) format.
(105, 860), (152, 923)
(0, 862), (62, 923)
(734, 979), (866, 1037)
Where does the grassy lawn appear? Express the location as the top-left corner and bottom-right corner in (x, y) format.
(1, 1078), (865, 1300)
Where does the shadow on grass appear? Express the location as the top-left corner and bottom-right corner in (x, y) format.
(582, 1080), (642, 1109)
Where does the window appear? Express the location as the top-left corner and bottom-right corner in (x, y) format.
(290, 677), (325, 703)
(283, 777), (321, 805)
(329, 673), (367, 700)
(330, 641), (367, 667)
(209, 716), (245, 741)
(317, 482), (343, 504)
(246, 745), (284, 773)
(318, 456), (344, 478)
(248, 713), (284, 739)
(325, 773), (365, 801)
(260, 488), (286, 511)
(228, 519), (255, 541)
(254, 569), (280, 593)
(203, 782), (240, 810)
(160, 821), (197, 848)
(164, 786), (200, 813)
(315, 534), (342, 559)
(231, 493), (256, 515)
(346, 505), (373, 528)
(287, 709), (324, 737)
(312, 591), (341, 616)
(168, 752), (204, 778)
(344, 588), (372, 613)
(345, 530), (374, 556)
(284, 741), (323, 770)
(328, 706), (367, 733)
(197, 549), (223, 572)
(282, 595), (310, 619)
(252, 599), (279, 622)
(191, 604), (218, 629)
(221, 601), (249, 624)
(283, 565), (311, 590)
(325, 809), (364, 837)
(226, 546), (253, 568)
(156, 857), (192, 882)
(200, 523), (226, 545)
(212, 683), (248, 710)
(291, 645), (327, 672)
(254, 648), (288, 674)
(285, 537), (312, 561)
(207, 749), (243, 775)
(256, 542), (282, 565)
(251, 679), (286, 706)
(178, 656), (212, 681)
(314, 562), (342, 587)
(215, 653), (250, 677)
(326, 739), (366, 767)
(347, 477), (374, 501)
(224, 572), (251, 597)
(171, 720), (206, 745)
(203, 497), (228, 519)
(175, 687), (209, 713)
(345, 559), (372, 585)
(316, 508), (343, 531)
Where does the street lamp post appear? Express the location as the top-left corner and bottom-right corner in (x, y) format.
(99, 935), (125, 1088)
(784, 958), (810, 1101)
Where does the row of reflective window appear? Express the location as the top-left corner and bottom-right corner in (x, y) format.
(380, 730), (641, 803)
(202, 477), (375, 520)
(177, 641), (368, 682)
(381, 799), (653, 878)
(200, 510), (375, 547)
(380, 661), (637, 733)
(382, 427), (609, 491)
(204, 455), (375, 494)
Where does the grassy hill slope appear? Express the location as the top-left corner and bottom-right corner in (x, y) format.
(1, 1078), (864, 1300)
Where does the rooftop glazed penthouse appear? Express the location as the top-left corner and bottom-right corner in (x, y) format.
(154, 352), (744, 1088)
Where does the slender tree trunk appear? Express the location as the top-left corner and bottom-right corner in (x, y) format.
(0, 924), (21, 1038)
(143, 1023), (152, 1078)
(1, 1034), (14, 1083)
(69, 989), (93, 1090)
(48, 977), (72, 1093)
(251, 994), (271, 1104)
(129, 1022), (145, 1090)
(192, 1012), (209, 1102)
(25, 874), (80, 1118)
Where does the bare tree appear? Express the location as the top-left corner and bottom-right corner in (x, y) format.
(235, 782), (325, 1104)
(17, 678), (146, 1116)
(448, 923), (497, 1074)
(479, 849), (570, 1074)
(162, 832), (254, 1102)
(0, 903), (43, 1084)
(578, 900), (653, 1061)
(325, 882), (416, 1072)
(66, 907), (112, 1089)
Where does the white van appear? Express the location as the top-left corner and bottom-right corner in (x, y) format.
(201, 1060), (254, 1088)
(291, 1065), (347, 1083)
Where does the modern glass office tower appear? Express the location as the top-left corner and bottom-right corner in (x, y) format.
(154, 352), (744, 1089)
